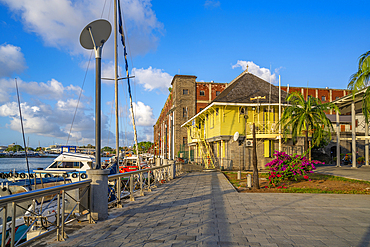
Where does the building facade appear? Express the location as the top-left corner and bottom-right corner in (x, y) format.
(154, 72), (352, 167)
(181, 71), (291, 170)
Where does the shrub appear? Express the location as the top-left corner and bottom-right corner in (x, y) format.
(265, 151), (322, 187)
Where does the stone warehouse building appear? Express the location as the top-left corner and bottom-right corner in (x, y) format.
(153, 75), (227, 160)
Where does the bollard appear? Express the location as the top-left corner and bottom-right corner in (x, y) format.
(155, 157), (161, 167)
(86, 169), (110, 221)
(247, 174), (252, 188)
(169, 160), (176, 179)
(237, 170), (241, 180)
(163, 159), (168, 166)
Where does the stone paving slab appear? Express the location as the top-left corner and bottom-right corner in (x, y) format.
(30, 171), (370, 247)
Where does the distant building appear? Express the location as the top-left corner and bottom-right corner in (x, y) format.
(7, 143), (15, 148)
(153, 75), (227, 160)
(0, 146), (7, 152)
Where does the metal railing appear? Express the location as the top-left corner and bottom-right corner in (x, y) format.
(0, 162), (182, 246)
(108, 163), (182, 205)
(0, 180), (91, 247)
(246, 121), (278, 135)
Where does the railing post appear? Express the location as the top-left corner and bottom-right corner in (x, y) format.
(2, 206), (7, 247)
(117, 177), (122, 208)
(130, 174), (135, 201)
(11, 202), (16, 247)
(86, 169), (110, 221)
(88, 184), (93, 224)
(148, 171), (152, 192)
(57, 192), (61, 241)
(140, 171), (144, 196)
(61, 190), (66, 240)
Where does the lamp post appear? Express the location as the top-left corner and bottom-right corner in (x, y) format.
(80, 19), (111, 169)
(250, 96), (265, 189)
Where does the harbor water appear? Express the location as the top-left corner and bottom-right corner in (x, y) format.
(0, 157), (110, 173)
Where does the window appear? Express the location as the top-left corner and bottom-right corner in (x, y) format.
(239, 107), (246, 115)
(322, 96), (326, 101)
(183, 108), (187, 118)
(183, 89), (188, 95)
(336, 96), (339, 100)
(216, 91), (220, 96)
(200, 90), (205, 96)
(216, 108), (219, 116)
(199, 108), (204, 112)
(183, 137), (187, 145)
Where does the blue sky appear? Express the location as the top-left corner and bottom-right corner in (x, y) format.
(0, 0), (369, 148)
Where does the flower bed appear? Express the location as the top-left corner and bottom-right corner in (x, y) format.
(265, 151), (323, 188)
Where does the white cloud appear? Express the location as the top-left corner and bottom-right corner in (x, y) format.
(0, 102), (67, 137)
(132, 66), (173, 91)
(1, 0), (163, 56)
(204, 0), (221, 9)
(131, 101), (155, 126)
(0, 44), (27, 77)
(232, 60), (277, 83)
(141, 127), (154, 142)
(9, 78), (81, 100)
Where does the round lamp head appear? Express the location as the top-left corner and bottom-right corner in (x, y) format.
(80, 19), (112, 49)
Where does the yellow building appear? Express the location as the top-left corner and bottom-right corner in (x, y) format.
(181, 70), (295, 170)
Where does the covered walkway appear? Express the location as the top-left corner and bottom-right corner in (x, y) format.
(31, 172), (370, 247)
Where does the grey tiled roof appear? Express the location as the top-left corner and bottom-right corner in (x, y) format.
(212, 72), (287, 104)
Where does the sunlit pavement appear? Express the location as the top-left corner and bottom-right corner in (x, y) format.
(31, 172), (370, 247)
(315, 163), (370, 182)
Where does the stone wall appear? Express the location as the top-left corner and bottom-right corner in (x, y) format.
(172, 75), (197, 157)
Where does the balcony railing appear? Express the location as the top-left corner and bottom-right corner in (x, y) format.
(246, 121), (278, 135)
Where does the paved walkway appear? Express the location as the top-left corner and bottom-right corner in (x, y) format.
(315, 164), (370, 181)
(32, 172), (370, 247)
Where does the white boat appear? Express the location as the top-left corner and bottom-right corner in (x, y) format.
(45, 152), (94, 172)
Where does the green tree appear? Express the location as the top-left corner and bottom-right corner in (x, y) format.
(280, 92), (339, 155)
(133, 141), (153, 154)
(102, 146), (113, 152)
(348, 51), (370, 123)
(6, 145), (24, 152)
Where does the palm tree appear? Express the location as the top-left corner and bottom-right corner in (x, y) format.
(280, 92), (339, 156)
(348, 51), (370, 122)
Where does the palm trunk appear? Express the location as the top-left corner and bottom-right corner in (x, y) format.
(305, 128), (308, 158)
(252, 123), (260, 189)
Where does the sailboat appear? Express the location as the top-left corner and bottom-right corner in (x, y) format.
(104, 0), (146, 174)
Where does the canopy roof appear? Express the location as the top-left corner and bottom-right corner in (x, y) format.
(332, 88), (366, 115)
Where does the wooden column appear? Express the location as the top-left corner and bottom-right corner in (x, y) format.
(336, 110), (341, 167)
(351, 102), (356, 168)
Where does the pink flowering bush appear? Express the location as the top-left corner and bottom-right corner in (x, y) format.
(265, 151), (322, 188)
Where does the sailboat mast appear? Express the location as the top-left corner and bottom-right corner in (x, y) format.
(117, 0), (140, 168)
(114, 0), (119, 171)
(15, 78), (32, 188)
